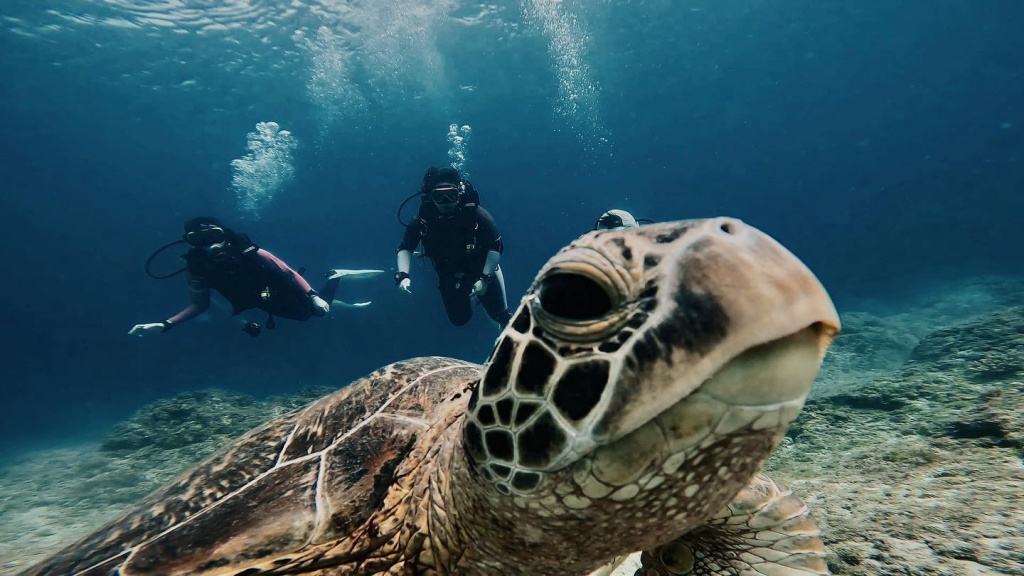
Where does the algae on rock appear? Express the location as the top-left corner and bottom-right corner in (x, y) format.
(101, 386), (335, 452)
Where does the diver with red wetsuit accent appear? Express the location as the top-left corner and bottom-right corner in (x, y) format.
(130, 217), (382, 338)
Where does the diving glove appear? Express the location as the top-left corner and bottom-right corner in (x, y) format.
(311, 295), (331, 315)
(128, 322), (166, 337)
(471, 278), (488, 297)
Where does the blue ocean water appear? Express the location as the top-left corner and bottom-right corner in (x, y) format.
(0, 0), (1021, 457)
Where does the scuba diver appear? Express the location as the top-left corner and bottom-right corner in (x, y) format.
(593, 209), (655, 231)
(394, 166), (512, 328)
(130, 216), (383, 338)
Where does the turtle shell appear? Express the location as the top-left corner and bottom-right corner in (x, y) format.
(24, 357), (480, 576)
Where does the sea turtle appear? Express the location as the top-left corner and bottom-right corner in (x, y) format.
(24, 218), (840, 576)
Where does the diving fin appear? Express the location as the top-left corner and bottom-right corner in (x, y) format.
(325, 269), (385, 280)
(331, 299), (372, 309)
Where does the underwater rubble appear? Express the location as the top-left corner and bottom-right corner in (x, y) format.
(768, 306), (1023, 574)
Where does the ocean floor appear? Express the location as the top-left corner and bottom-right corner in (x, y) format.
(2, 276), (1022, 575)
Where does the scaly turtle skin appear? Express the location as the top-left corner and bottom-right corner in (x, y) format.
(24, 218), (840, 576)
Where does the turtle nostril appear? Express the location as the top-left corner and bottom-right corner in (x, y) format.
(720, 222), (734, 234)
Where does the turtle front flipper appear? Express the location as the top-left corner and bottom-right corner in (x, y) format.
(635, 474), (829, 576)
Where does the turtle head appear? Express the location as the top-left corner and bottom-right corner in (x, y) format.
(464, 218), (839, 509)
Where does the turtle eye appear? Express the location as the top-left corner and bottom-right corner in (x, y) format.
(538, 273), (613, 321)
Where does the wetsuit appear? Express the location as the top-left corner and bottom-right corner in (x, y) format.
(399, 201), (512, 326)
(168, 243), (341, 325)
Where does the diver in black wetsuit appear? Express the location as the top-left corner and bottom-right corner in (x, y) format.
(394, 167), (512, 328)
(594, 209), (647, 231)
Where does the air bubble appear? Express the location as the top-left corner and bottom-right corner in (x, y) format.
(230, 122), (298, 219)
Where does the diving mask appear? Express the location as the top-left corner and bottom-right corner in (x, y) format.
(595, 213), (624, 230)
(429, 183), (461, 205)
(185, 225), (226, 247)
